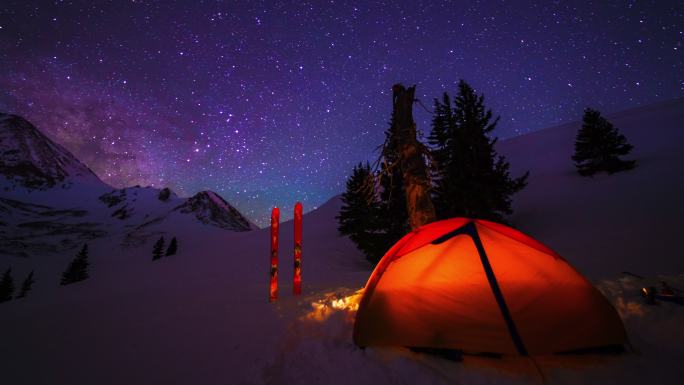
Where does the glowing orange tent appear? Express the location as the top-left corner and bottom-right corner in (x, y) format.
(353, 218), (627, 355)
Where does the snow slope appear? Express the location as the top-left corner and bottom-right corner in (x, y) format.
(1, 100), (684, 385)
(499, 98), (684, 279)
(0, 195), (372, 385)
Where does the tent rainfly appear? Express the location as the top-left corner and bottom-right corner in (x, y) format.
(353, 218), (627, 355)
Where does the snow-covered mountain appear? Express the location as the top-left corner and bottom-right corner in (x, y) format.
(175, 190), (257, 231)
(0, 113), (257, 257)
(0, 113), (103, 190)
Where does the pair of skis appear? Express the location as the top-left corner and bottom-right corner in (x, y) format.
(269, 202), (302, 302)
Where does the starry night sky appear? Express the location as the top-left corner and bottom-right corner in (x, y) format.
(0, 1), (682, 226)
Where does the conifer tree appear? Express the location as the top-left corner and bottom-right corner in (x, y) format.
(166, 237), (178, 256)
(17, 271), (34, 298)
(572, 108), (635, 176)
(428, 92), (454, 216)
(338, 110), (416, 265)
(0, 268), (14, 303)
(337, 162), (387, 263)
(61, 244), (89, 285)
(152, 236), (165, 260)
(429, 80), (528, 222)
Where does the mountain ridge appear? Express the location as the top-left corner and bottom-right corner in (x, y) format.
(0, 112), (258, 256)
(0, 113), (104, 190)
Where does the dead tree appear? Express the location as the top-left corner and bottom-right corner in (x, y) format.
(388, 84), (437, 230)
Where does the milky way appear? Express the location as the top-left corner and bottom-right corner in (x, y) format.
(0, 1), (682, 226)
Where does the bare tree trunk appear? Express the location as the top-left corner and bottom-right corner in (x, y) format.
(391, 84), (437, 230)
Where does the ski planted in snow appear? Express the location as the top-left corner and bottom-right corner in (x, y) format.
(269, 207), (280, 302)
(293, 202), (303, 295)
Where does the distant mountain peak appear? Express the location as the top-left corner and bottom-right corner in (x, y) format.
(0, 114), (258, 255)
(0, 113), (103, 190)
(175, 190), (258, 231)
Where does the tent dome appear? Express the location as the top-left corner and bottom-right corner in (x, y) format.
(353, 218), (627, 355)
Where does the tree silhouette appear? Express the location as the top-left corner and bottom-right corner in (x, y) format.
(152, 236), (165, 260)
(61, 244), (90, 285)
(165, 237), (177, 256)
(337, 163), (388, 263)
(572, 108), (635, 176)
(0, 268), (14, 303)
(429, 80), (528, 222)
(17, 271), (35, 298)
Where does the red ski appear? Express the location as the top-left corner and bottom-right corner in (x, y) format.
(269, 207), (280, 302)
(293, 202), (303, 295)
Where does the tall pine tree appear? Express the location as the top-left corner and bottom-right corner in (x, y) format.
(0, 268), (14, 303)
(61, 244), (89, 285)
(152, 236), (165, 260)
(572, 108), (635, 176)
(17, 271), (34, 298)
(429, 80), (528, 222)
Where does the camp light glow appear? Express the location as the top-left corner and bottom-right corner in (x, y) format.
(304, 289), (364, 322)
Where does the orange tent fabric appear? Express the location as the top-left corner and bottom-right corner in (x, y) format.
(353, 218), (627, 355)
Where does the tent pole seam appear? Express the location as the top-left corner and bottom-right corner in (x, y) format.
(432, 221), (529, 356)
(467, 222), (529, 356)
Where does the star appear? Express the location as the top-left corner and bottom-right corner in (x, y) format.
(0, 0), (681, 226)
